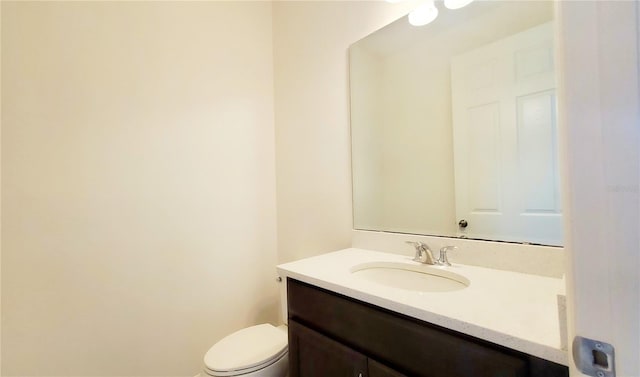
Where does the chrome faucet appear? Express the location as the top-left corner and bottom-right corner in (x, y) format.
(406, 241), (457, 266)
(405, 241), (436, 265)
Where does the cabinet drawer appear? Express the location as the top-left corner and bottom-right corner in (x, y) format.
(287, 278), (566, 377)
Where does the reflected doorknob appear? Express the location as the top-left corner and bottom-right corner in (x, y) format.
(458, 219), (468, 228)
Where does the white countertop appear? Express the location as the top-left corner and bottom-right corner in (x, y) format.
(277, 248), (568, 366)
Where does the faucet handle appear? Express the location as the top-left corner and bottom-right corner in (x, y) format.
(406, 241), (426, 262)
(406, 241), (435, 264)
(437, 246), (457, 266)
(405, 241), (422, 261)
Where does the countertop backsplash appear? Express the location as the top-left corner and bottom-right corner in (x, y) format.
(352, 230), (565, 278)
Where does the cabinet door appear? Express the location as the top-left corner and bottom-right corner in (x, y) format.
(289, 320), (367, 377)
(368, 359), (407, 377)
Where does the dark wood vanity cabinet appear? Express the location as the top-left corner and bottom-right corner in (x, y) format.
(287, 278), (568, 377)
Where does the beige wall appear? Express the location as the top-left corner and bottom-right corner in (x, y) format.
(350, 45), (384, 231)
(1, 2), (277, 376)
(272, 0), (418, 263)
(351, 37), (458, 236)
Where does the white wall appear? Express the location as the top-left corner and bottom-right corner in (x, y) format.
(1, 2), (277, 376)
(273, 0), (419, 263)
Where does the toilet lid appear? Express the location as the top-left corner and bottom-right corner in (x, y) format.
(204, 324), (288, 373)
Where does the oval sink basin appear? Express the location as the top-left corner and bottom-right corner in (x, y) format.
(350, 262), (469, 293)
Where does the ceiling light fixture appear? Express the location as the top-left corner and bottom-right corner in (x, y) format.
(408, 0), (439, 27)
(443, 0), (474, 10)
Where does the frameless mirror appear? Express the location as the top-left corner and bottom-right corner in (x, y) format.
(350, 1), (562, 246)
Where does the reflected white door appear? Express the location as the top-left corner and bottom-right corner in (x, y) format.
(451, 22), (562, 245)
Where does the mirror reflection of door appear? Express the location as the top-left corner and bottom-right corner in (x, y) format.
(451, 22), (562, 245)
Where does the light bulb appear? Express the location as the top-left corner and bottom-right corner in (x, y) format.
(444, 0), (474, 10)
(408, 1), (439, 27)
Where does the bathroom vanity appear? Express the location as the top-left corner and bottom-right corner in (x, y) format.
(277, 248), (569, 377)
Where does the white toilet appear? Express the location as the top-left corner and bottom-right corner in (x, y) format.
(198, 282), (289, 377)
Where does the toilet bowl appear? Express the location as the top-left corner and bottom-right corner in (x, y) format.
(199, 323), (288, 377)
(200, 323), (289, 377)
(198, 279), (289, 377)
